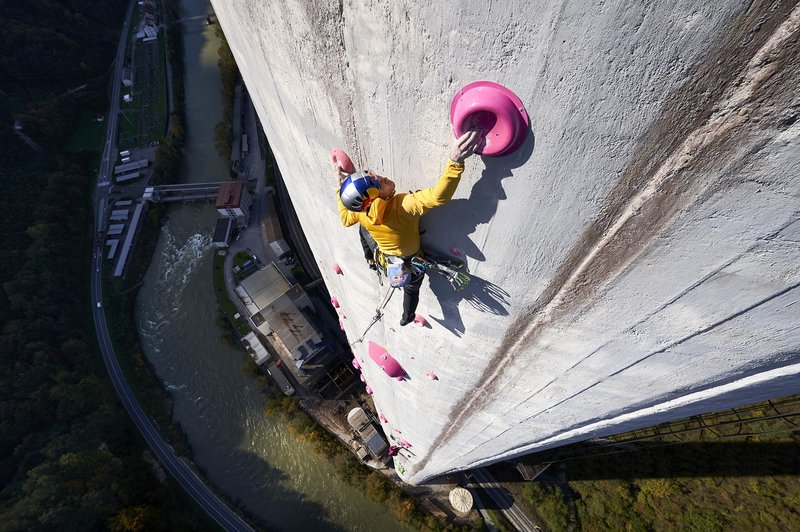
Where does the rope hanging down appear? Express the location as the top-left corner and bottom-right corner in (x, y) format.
(351, 285), (396, 345)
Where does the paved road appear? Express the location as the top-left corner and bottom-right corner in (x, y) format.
(90, 4), (254, 530)
(471, 468), (541, 532)
(90, 265), (253, 531)
(98, 2), (130, 189)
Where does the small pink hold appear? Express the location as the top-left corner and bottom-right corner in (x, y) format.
(426, 371), (438, 380)
(339, 319), (345, 331)
(352, 358), (361, 370)
(338, 309), (347, 319)
(330, 147), (355, 174)
(394, 428), (402, 434)
(332, 262), (343, 275)
(413, 314), (430, 328)
(330, 296), (340, 308)
(399, 439), (412, 448)
(360, 374), (366, 382)
(449, 246), (463, 256)
(379, 414), (388, 423)
(365, 385), (373, 395)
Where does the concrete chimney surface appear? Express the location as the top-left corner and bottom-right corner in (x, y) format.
(212, 0), (800, 483)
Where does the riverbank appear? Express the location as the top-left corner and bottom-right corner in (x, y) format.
(100, 1), (265, 528)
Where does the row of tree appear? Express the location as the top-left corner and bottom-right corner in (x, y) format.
(0, 1), (214, 529)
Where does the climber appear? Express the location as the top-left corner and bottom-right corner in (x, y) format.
(337, 128), (481, 326)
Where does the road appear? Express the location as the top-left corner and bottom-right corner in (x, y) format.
(90, 3), (254, 530)
(470, 468), (541, 532)
(98, 1), (130, 189)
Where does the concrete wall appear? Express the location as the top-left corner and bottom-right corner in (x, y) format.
(212, 0), (800, 483)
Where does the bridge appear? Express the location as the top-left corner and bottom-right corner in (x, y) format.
(142, 182), (231, 203)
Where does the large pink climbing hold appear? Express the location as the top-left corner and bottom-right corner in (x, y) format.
(352, 358), (361, 370)
(413, 314), (430, 328)
(450, 80), (529, 157)
(330, 296), (340, 308)
(332, 262), (343, 275)
(426, 371), (438, 380)
(365, 385), (373, 395)
(379, 413), (388, 423)
(368, 341), (406, 378)
(330, 148), (355, 174)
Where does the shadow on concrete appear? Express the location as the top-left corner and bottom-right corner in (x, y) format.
(425, 269), (510, 338)
(498, 441), (800, 481)
(421, 126), (535, 262)
(468, 486), (514, 510)
(419, 127), (535, 336)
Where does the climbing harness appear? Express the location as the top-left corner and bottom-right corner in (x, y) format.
(350, 249), (470, 345)
(374, 248), (470, 292)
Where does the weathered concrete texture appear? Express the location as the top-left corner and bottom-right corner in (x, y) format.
(212, 0), (800, 483)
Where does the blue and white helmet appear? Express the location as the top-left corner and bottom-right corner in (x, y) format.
(339, 170), (380, 212)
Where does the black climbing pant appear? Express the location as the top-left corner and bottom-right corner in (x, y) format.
(401, 272), (424, 325)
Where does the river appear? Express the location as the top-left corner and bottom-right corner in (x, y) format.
(133, 1), (404, 530)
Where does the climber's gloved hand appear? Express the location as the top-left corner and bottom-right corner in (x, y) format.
(449, 128), (482, 164)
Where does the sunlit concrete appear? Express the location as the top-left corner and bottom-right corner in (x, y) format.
(211, 0), (800, 483)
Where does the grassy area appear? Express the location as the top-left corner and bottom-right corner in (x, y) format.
(212, 252), (250, 337)
(483, 509), (515, 532)
(118, 28), (169, 148)
(507, 396), (800, 531)
(65, 109), (106, 152)
(516, 482), (569, 532)
(233, 251), (251, 269)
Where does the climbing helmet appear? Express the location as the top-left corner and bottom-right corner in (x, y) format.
(339, 170), (380, 212)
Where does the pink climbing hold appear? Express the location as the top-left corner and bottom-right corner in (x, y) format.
(379, 413), (388, 423)
(450, 80), (529, 157)
(426, 371), (438, 380)
(368, 341), (406, 378)
(339, 319), (345, 331)
(330, 296), (340, 308)
(338, 310), (347, 319)
(399, 439), (412, 448)
(413, 314), (429, 328)
(332, 262), (343, 275)
(330, 147), (355, 174)
(449, 246), (463, 256)
(360, 374), (366, 382)
(365, 385), (373, 395)
(352, 358), (361, 370)
(396, 376), (405, 382)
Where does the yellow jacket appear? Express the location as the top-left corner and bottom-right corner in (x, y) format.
(338, 160), (466, 257)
